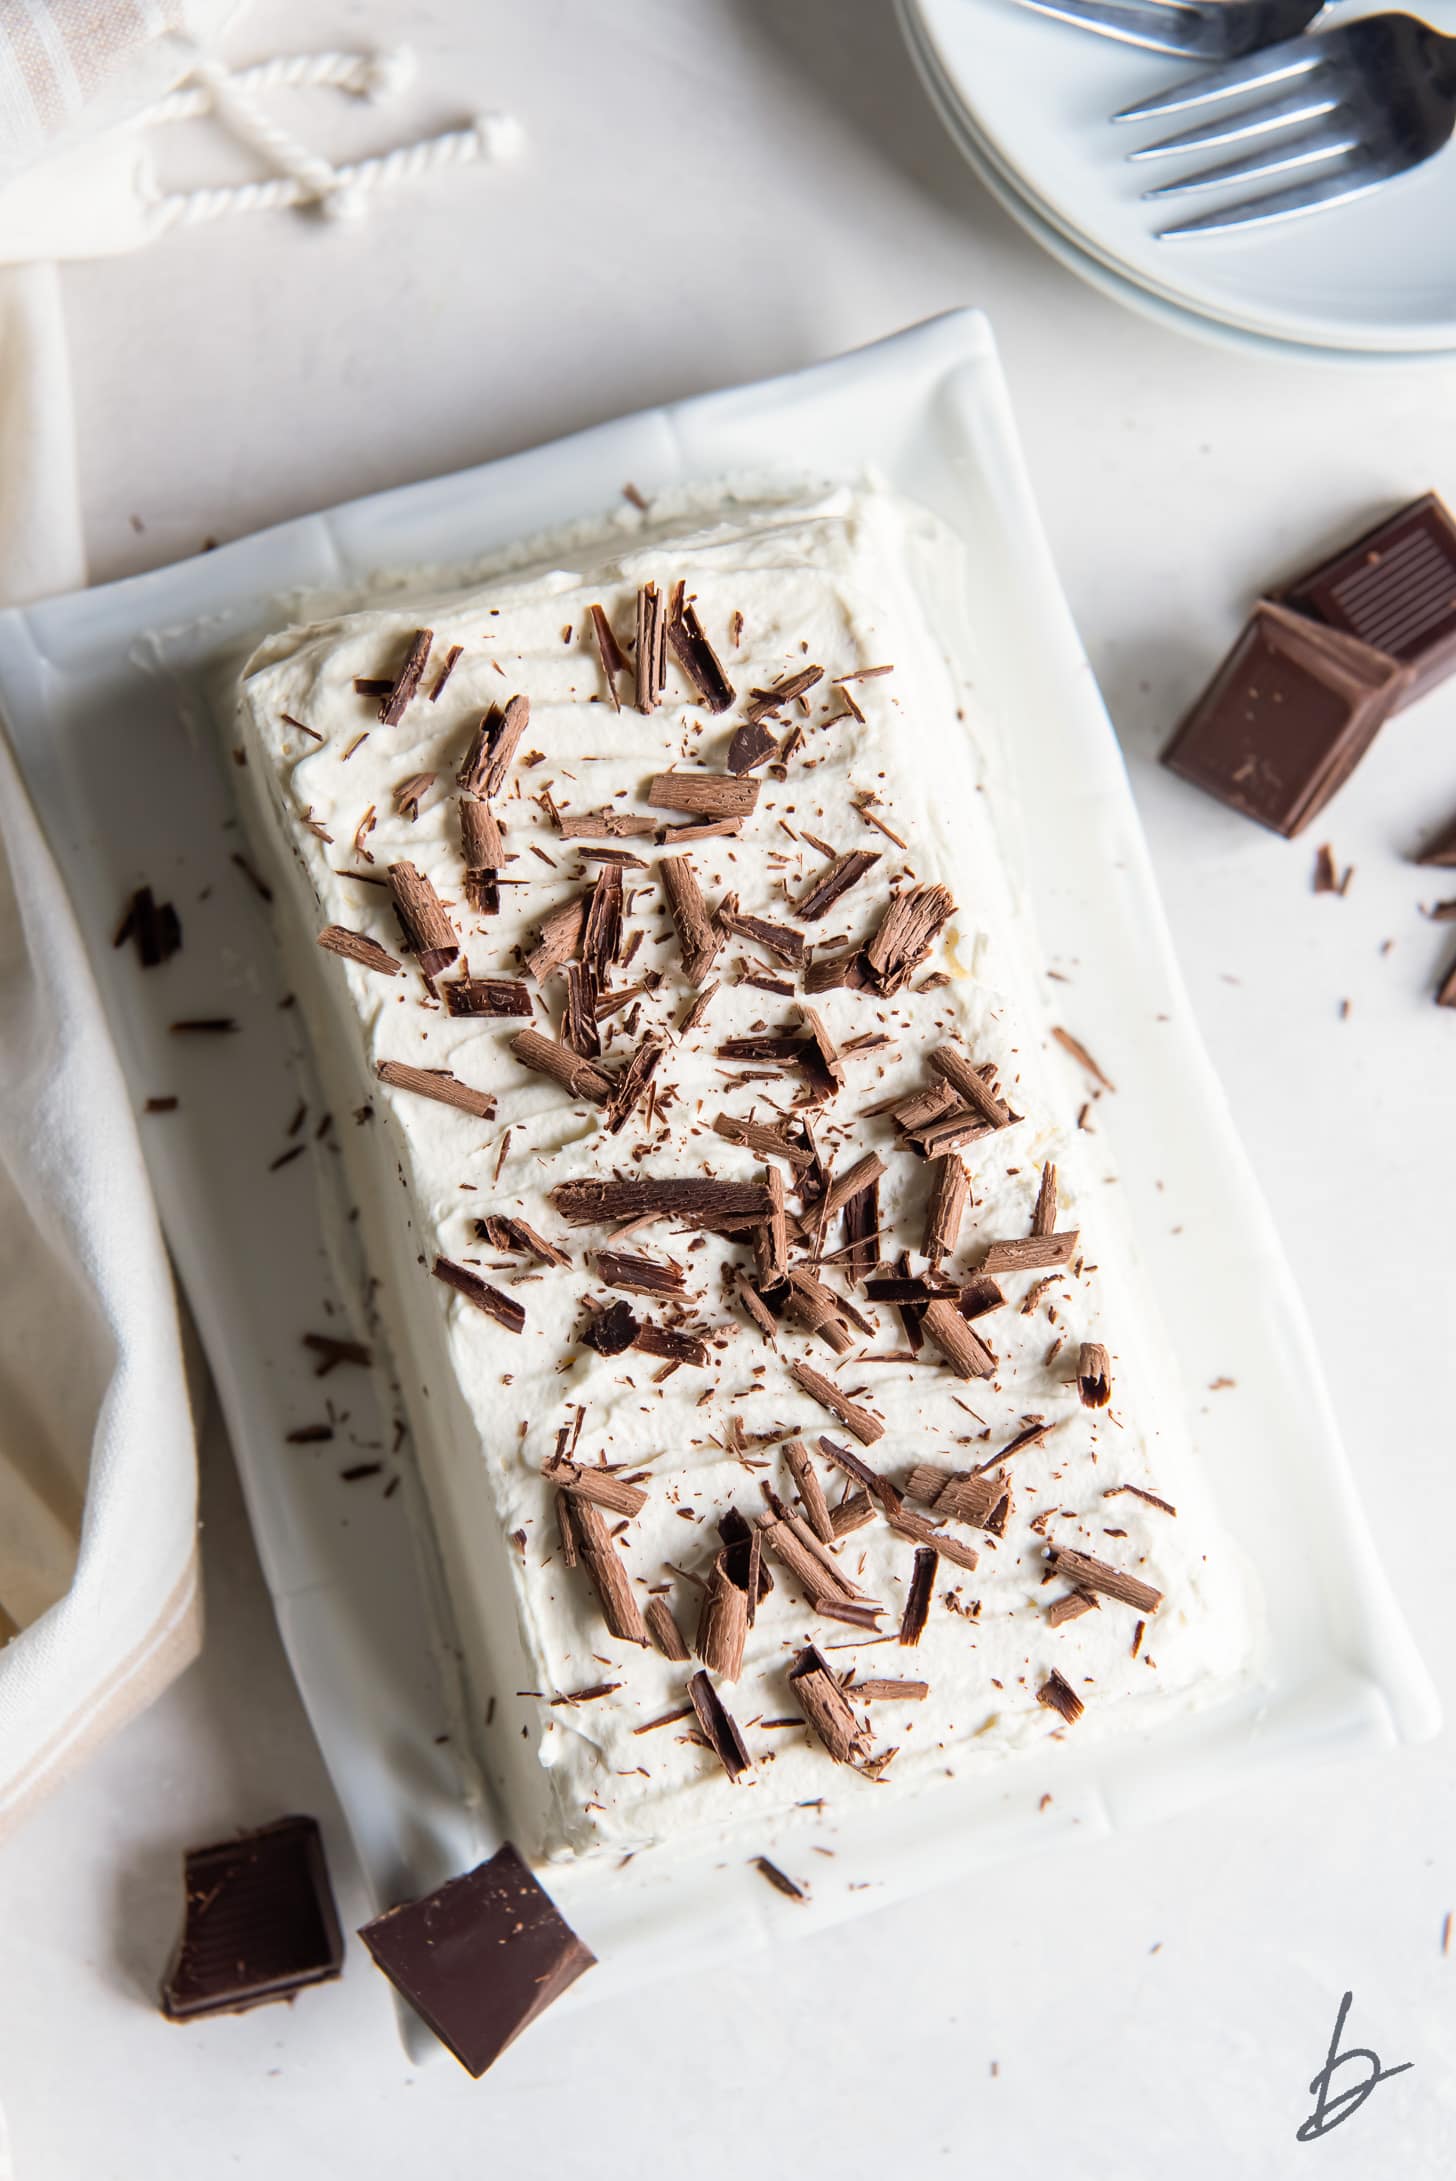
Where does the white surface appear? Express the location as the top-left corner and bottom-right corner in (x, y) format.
(913, 0), (1456, 354)
(0, 2), (1454, 2174)
(5, 313), (1431, 2020)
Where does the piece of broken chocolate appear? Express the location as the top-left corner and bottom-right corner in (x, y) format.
(1162, 602), (1410, 837)
(1279, 492), (1456, 711)
(115, 885), (182, 969)
(358, 1842), (594, 2077)
(160, 1815), (342, 2020)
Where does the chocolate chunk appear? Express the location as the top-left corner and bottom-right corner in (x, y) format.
(725, 718), (779, 775)
(160, 1815), (342, 2019)
(1280, 492), (1456, 709)
(115, 885), (182, 968)
(443, 976), (531, 1018)
(1162, 602), (1409, 837)
(358, 1843), (595, 2077)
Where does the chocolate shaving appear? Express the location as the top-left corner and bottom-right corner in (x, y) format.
(475, 1216), (568, 1267)
(581, 865), (623, 982)
(864, 883), (955, 995)
(568, 1494), (649, 1645)
(317, 926), (401, 977)
(459, 795), (504, 874)
(752, 1857), (806, 1901)
(378, 628), (432, 725)
(389, 861), (458, 980)
(644, 1597), (690, 1662)
(632, 1321), (708, 1368)
(443, 976), (531, 1018)
(557, 809), (656, 840)
(744, 667), (823, 724)
(354, 677), (393, 697)
(798, 1005), (845, 1097)
(667, 600), (735, 713)
(920, 1300), (996, 1379)
(394, 772), (436, 820)
(725, 719), (779, 775)
(719, 907), (804, 964)
(958, 1275), (1005, 1319)
(687, 1669), (752, 1781)
(1031, 1163), (1058, 1238)
(1049, 1546), (1162, 1614)
(815, 1152), (885, 1228)
(783, 1438), (834, 1543)
(981, 1234), (1079, 1274)
(899, 1546), (937, 1645)
(1047, 1591), (1098, 1627)
(1037, 1670), (1084, 1725)
(791, 1365), (883, 1443)
(757, 1165), (788, 1285)
(660, 855), (726, 984)
(377, 1060), (495, 1119)
(541, 1458), (646, 1517)
(635, 583), (668, 714)
(794, 850), (880, 923)
(804, 949), (868, 993)
(510, 1029), (614, 1102)
(550, 1176), (772, 1229)
(604, 1033), (666, 1134)
(169, 1018), (238, 1035)
(976, 1420), (1055, 1474)
(787, 1644), (871, 1765)
(854, 1679), (928, 1702)
(649, 773), (759, 820)
(588, 604), (627, 711)
(526, 894), (589, 983)
(1417, 813), (1456, 867)
(662, 818), (744, 845)
(459, 695), (530, 798)
(582, 1299), (638, 1356)
(432, 1255), (524, 1333)
(1051, 1026), (1115, 1092)
(595, 1248), (685, 1296)
(696, 1552), (749, 1679)
(1438, 957), (1456, 1009)
(302, 1331), (371, 1374)
(1107, 1483), (1177, 1517)
(923, 1156), (970, 1264)
(841, 1175), (880, 1281)
(784, 1268), (856, 1356)
(712, 1113), (812, 1168)
(830, 1491), (874, 1539)
(563, 962), (600, 1059)
(1077, 1342), (1112, 1408)
(428, 644), (462, 702)
(930, 1045), (1015, 1130)
(114, 885), (182, 967)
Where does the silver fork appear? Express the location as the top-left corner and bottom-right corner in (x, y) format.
(1011, 0), (1333, 59)
(1114, 13), (1456, 237)
(1013, 0), (1331, 60)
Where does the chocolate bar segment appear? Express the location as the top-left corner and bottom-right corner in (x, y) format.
(358, 1843), (595, 2077)
(160, 1814), (343, 2019)
(1280, 492), (1456, 710)
(1161, 601), (1409, 838)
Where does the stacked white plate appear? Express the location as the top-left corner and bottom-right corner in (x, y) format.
(898, 0), (1456, 362)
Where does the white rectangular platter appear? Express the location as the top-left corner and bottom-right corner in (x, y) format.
(0, 311), (1435, 2026)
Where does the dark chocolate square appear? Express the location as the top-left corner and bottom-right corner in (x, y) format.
(358, 1843), (595, 2077)
(1280, 491), (1456, 709)
(160, 1814), (344, 2019)
(1161, 601), (1410, 837)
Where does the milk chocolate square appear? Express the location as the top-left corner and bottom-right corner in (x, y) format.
(1161, 601), (1410, 837)
(358, 1843), (595, 2077)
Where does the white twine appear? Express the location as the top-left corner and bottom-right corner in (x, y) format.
(128, 47), (520, 234)
(147, 113), (521, 235)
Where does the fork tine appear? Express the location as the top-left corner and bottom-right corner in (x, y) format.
(1155, 151), (1400, 237)
(1129, 82), (1339, 162)
(1113, 46), (1319, 124)
(1014, 0), (1221, 55)
(1141, 121), (1357, 199)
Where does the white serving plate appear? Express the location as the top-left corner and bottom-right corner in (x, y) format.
(0, 313), (1435, 2036)
(897, 0), (1456, 368)
(908, 0), (1456, 357)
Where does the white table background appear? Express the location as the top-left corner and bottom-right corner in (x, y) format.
(2, 2), (1454, 2173)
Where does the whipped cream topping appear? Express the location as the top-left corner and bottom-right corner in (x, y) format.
(234, 483), (1258, 1862)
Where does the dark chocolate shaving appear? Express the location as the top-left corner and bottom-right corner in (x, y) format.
(1077, 1341), (1112, 1408)
(378, 628), (433, 725)
(432, 1255), (524, 1332)
(794, 850), (880, 923)
(1037, 1670), (1084, 1725)
(442, 976), (531, 1018)
(114, 886), (182, 968)
(376, 1060), (494, 1119)
(667, 599), (735, 713)
(687, 1669), (752, 1781)
(549, 1176), (772, 1229)
(316, 926), (401, 977)
(388, 861), (458, 980)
